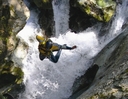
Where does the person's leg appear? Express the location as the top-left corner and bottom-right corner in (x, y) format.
(48, 49), (62, 63)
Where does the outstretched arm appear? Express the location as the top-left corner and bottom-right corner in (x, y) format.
(61, 44), (77, 50)
(51, 43), (77, 51)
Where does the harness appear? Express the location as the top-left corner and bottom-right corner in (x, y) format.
(36, 35), (59, 56)
(38, 40), (52, 56)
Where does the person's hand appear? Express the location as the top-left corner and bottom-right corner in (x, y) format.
(71, 45), (77, 50)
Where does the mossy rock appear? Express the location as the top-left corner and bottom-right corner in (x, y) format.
(0, 61), (24, 98)
(33, 0), (52, 9)
(77, 0), (116, 22)
(0, 61), (24, 89)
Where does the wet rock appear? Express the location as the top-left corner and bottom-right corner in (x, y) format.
(32, 0), (52, 9)
(70, 64), (99, 99)
(70, 28), (128, 99)
(28, 0), (54, 37)
(69, 0), (98, 33)
(76, 0), (116, 22)
(0, 0), (30, 62)
(0, 0), (29, 98)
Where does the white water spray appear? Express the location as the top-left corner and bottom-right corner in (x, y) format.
(16, 0), (128, 99)
(52, 0), (70, 36)
(99, 1), (128, 48)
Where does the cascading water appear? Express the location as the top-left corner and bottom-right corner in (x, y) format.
(16, 0), (128, 99)
(52, 0), (70, 36)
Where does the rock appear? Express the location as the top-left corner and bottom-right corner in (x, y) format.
(70, 64), (99, 99)
(70, 28), (128, 99)
(0, 0), (30, 62)
(77, 0), (116, 22)
(0, 61), (24, 98)
(69, 0), (98, 33)
(38, 9), (54, 37)
(0, 0), (29, 98)
(28, 0), (54, 37)
(32, 0), (52, 9)
(8, 0), (30, 34)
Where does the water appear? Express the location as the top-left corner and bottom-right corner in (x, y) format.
(16, 0), (128, 99)
(52, 0), (70, 36)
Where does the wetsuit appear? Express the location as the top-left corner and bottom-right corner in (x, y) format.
(36, 35), (76, 63)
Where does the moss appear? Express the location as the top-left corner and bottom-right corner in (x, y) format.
(10, 4), (17, 18)
(10, 67), (24, 84)
(33, 0), (52, 9)
(0, 61), (24, 87)
(0, 2), (25, 96)
(96, 0), (106, 8)
(86, 6), (91, 14)
(124, 69), (128, 73)
(96, 0), (116, 8)
(88, 92), (116, 99)
(1, 16), (6, 21)
(10, 5), (14, 12)
(98, 93), (108, 99)
(0, 94), (5, 99)
(77, 0), (116, 22)
(43, 0), (50, 3)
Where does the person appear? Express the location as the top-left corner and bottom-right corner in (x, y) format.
(36, 35), (77, 63)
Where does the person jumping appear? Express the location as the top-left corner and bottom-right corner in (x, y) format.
(36, 35), (77, 63)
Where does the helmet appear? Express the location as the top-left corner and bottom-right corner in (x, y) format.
(36, 35), (46, 43)
(36, 35), (52, 49)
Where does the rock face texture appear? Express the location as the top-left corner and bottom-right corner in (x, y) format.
(70, 30), (128, 99)
(76, 0), (116, 22)
(28, 0), (54, 37)
(29, 0), (117, 35)
(0, 0), (127, 99)
(0, 0), (29, 62)
(70, 0), (116, 33)
(0, 0), (29, 98)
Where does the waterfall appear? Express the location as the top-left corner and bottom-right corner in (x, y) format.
(99, 0), (128, 48)
(16, 0), (128, 99)
(52, 0), (70, 36)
